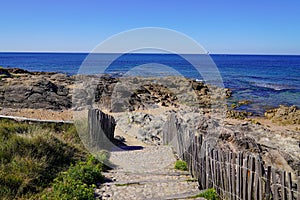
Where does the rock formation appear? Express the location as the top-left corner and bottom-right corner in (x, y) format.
(265, 105), (300, 125)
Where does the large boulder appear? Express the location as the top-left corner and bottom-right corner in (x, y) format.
(0, 78), (71, 110)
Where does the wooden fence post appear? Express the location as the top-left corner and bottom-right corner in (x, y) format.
(231, 153), (236, 200)
(286, 172), (293, 200)
(206, 144), (210, 189)
(281, 171), (287, 200)
(242, 158), (248, 200)
(265, 166), (272, 200)
(297, 177), (300, 200)
(272, 169), (279, 200)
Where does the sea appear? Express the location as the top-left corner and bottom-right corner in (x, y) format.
(0, 52), (299, 115)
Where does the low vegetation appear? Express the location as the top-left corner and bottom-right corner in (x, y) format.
(191, 188), (218, 200)
(0, 118), (105, 200)
(174, 160), (188, 171)
(41, 156), (105, 200)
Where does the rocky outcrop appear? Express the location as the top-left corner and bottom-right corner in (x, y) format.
(0, 69), (72, 110)
(0, 79), (71, 110)
(6, 68), (32, 74)
(226, 109), (252, 119)
(265, 105), (300, 125)
(73, 76), (231, 112)
(111, 83), (179, 112)
(114, 111), (166, 145)
(1, 68), (232, 112)
(0, 68), (12, 78)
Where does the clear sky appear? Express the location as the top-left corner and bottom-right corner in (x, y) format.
(1, 0), (300, 54)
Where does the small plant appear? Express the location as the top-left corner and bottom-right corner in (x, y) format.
(191, 188), (218, 200)
(43, 177), (96, 200)
(42, 155), (104, 200)
(174, 160), (188, 171)
(231, 103), (238, 109)
(66, 156), (105, 185)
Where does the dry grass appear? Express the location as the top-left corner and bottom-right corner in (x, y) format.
(0, 119), (86, 199)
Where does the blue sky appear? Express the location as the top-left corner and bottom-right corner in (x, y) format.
(1, 0), (300, 54)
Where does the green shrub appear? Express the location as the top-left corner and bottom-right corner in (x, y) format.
(43, 177), (95, 200)
(192, 188), (218, 200)
(174, 160), (188, 171)
(65, 156), (104, 185)
(42, 156), (104, 200)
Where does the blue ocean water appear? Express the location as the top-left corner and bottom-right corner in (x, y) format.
(0, 52), (299, 115)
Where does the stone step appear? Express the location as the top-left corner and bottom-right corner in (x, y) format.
(103, 170), (191, 176)
(102, 177), (198, 186)
(162, 190), (206, 200)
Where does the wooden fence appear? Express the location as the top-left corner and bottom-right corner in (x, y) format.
(88, 109), (116, 149)
(163, 113), (300, 200)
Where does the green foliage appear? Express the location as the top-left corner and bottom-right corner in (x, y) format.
(42, 156), (104, 200)
(65, 156), (104, 185)
(61, 124), (82, 143)
(0, 119), (84, 199)
(192, 188), (218, 200)
(231, 103), (238, 109)
(174, 160), (188, 171)
(43, 177), (95, 200)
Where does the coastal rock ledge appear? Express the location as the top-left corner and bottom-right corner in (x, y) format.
(0, 69), (72, 110)
(265, 105), (300, 125)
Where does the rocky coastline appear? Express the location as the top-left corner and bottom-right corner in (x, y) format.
(0, 67), (299, 179)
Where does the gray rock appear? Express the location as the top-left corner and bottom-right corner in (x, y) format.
(0, 79), (71, 110)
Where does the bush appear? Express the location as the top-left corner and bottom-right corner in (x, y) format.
(193, 188), (218, 200)
(42, 156), (104, 200)
(65, 156), (104, 185)
(174, 160), (188, 171)
(43, 177), (95, 200)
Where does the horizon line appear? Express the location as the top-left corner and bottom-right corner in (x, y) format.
(0, 51), (299, 56)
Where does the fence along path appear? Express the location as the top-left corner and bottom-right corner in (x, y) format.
(163, 113), (300, 200)
(88, 109), (116, 150)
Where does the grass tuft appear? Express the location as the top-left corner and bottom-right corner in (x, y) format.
(174, 160), (188, 171)
(0, 119), (88, 199)
(191, 188), (218, 200)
